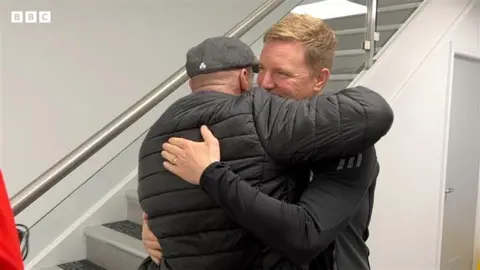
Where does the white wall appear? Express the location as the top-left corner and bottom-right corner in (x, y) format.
(356, 0), (480, 269)
(0, 0), (262, 219)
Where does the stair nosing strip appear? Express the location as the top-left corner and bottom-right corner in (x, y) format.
(377, 2), (421, 13)
(336, 24), (402, 36)
(335, 49), (364, 56)
(57, 260), (105, 270)
(330, 74), (357, 81)
(335, 46), (382, 57)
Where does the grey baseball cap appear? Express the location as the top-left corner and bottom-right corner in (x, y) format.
(185, 36), (258, 78)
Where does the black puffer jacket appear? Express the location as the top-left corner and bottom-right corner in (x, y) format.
(137, 86), (393, 270)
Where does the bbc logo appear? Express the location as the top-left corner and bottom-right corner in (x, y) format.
(11, 11), (51, 24)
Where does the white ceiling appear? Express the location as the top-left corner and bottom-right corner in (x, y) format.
(291, 0), (367, 20)
(299, 0), (365, 6)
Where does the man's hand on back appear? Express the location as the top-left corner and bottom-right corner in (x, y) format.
(162, 125), (220, 185)
(142, 212), (162, 265)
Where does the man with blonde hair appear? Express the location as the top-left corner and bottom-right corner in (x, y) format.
(142, 14), (384, 270)
(258, 13), (337, 99)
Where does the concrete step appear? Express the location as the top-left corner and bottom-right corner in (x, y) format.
(126, 189), (142, 225)
(37, 266), (64, 270)
(56, 260), (106, 270)
(330, 74), (357, 81)
(38, 260), (104, 270)
(301, 0), (421, 9)
(325, 2), (421, 31)
(353, 0), (422, 8)
(333, 49), (365, 74)
(324, 75), (356, 94)
(336, 24), (400, 51)
(84, 221), (147, 270)
(333, 48), (381, 74)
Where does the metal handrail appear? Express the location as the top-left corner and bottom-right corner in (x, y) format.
(363, 0), (378, 69)
(10, 0), (287, 216)
(349, 0), (379, 87)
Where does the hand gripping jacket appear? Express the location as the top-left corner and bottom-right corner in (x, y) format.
(137, 86), (393, 270)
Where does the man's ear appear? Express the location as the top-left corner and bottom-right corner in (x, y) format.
(239, 69), (250, 91)
(313, 68), (331, 93)
(188, 79), (193, 90)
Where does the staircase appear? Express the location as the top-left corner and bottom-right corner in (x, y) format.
(38, 1), (423, 269)
(44, 190), (144, 270)
(325, 0), (422, 92)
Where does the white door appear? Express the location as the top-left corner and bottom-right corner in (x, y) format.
(440, 54), (480, 270)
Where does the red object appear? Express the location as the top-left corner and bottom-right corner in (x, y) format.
(0, 170), (24, 270)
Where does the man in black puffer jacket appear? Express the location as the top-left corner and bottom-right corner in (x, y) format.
(137, 37), (393, 270)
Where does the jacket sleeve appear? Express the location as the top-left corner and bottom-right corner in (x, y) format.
(251, 86), (393, 164)
(199, 148), (378, 265)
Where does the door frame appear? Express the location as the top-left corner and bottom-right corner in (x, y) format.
(435, 41), (480, 270)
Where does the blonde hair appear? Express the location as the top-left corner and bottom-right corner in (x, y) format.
(263, 13), (337, 71)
